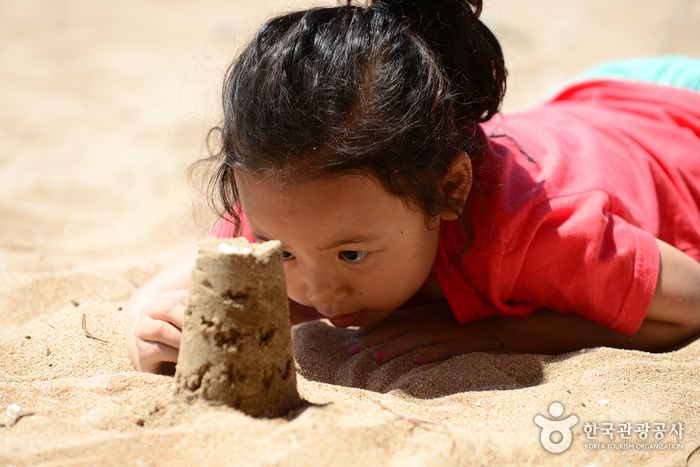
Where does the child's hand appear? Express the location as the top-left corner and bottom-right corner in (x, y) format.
(132, 289), (187, 374)
(349, 301), (504, 365)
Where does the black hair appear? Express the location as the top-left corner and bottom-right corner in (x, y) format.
(200, 0), (506, 254)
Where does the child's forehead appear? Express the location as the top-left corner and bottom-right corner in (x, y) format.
(237, 170), (422, 216)
(237, 170), (382, 197)
(239, 172), (434, 249)
(235, 169), (429, 223)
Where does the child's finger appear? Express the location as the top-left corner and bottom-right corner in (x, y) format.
(417, 340), (476, 365)
(371, 330), (442, 363)
(145, 297), (186, 331)
(417, 326), (504, 365)
(134, 315), (182, 349)
(137, 341), (179, 373)
(352, 314), (404, 337)
(140, 321), (182, 349)
(160, 289), (188, 306)
(348, 321), (418, 355)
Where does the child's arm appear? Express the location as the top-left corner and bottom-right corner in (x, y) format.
(124, 243), (198, 374)
(355, 239), (700, 363)
(491, 239), (700, 355)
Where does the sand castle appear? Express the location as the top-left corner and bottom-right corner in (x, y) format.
(174, 237), (300, 418)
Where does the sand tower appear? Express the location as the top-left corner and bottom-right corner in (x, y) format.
(174, 237), (300, 418)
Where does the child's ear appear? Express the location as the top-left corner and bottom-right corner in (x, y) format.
(440, 151), (473, 221)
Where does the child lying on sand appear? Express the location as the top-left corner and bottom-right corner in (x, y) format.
(124, 0), (700, 374)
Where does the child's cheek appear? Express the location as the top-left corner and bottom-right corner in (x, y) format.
(283, 276), (310, 308)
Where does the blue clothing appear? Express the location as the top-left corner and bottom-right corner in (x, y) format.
(572, 55), (700, 92)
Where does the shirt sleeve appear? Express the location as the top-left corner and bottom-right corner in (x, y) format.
(495, 189), (660, 335)
(210, 209), (256, 243)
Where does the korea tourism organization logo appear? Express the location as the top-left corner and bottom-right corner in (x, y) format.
(534, 402), (579, 453)
(534, 402), (685, 454)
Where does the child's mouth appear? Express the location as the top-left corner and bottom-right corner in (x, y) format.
(328, 311), (362, 328)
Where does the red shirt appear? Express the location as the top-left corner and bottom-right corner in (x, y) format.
(436, 79), (700, 335)
(214, 79), (700, 335)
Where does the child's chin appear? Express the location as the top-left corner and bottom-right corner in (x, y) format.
(352, 311), (393, 328)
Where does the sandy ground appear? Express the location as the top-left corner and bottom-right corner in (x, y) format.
(1, 0), (700, 465)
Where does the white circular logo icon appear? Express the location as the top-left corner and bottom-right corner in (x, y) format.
(534, 402), (579, 454)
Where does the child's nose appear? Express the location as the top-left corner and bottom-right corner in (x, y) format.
(306, 273), (350, 305)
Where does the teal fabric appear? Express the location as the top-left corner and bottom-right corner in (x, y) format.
(571, 55), (700, 92)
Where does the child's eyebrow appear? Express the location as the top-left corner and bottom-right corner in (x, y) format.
(252, 233), (271, 243)
(251, 232), (383, 251)
(317, 234), (383, 252)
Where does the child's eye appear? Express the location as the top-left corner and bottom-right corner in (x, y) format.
(339, 251), (368, 262)
(282, 251), (295, 259)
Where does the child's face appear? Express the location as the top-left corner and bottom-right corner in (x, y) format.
(236, 172), (441, 328)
